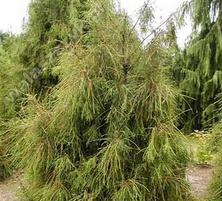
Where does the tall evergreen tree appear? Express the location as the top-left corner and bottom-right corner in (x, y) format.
(173, 0), (222, 133)
(20, 0), (89, 94)
(6, 1), (191, 200)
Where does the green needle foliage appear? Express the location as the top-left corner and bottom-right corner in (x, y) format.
(0, 0), (90, 180)
(173, 0), (222, 133)
(0, 34), (24, 119)
(207, 119), (222, 201)
(0, 34), (25, 180)
(208, 95), (222, 200)
(20, 0), (89, 94)
(6, 1), (191, 200)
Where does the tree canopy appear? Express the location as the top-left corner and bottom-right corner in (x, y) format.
(172, 0), (222, 133)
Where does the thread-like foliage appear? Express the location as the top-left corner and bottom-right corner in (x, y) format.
(5, 0), (192, 200)
(0, 34), (25, 179)
(0, 0), (90, 180)
(207, 119), (222, 200)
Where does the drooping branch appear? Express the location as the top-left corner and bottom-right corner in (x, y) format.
(121, 16), (130, 83)
(219, 0), (222, 12)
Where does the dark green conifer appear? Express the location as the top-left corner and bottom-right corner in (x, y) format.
(173, 0), (222, 133)
(20, 0), (89, 93)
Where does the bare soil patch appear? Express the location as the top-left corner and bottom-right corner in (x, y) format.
(0, 173), (23, 201)
(186, 165), (214, 199)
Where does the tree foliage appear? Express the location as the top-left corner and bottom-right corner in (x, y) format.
(0, 0), (90, 180)
(0, 33), (25, 179)
(0, 0), (192, 200)
(173, 0), (222, 133)
(20, 0), (89, 94)
(0, 35), (24, 118)
(206, 118), (222, 200)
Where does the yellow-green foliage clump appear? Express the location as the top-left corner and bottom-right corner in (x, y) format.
(4, 0), (191, 200)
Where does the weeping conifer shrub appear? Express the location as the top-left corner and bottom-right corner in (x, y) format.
(0, 34), (25, 180)
(0, 0), (89, 181)
(9, 0), (190, 200)
(207, 118), (222, 201)
(173, 0), (222, 133)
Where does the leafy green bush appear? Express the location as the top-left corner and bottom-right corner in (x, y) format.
(189, 131), (214, 164)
